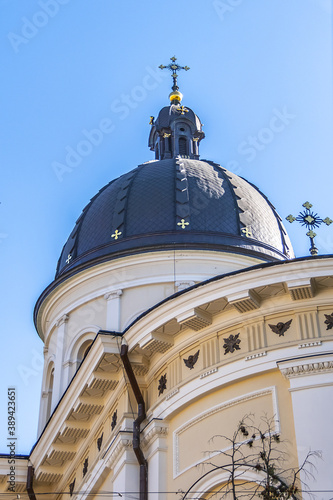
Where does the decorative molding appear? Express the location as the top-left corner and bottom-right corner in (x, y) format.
(298, 341), (322, 349)
(227, 289), (261, 313)
(56, 314), (69, 327)
(173, 386), (278, 477)
(200, 367), (218, 379)
(280, 361), (333, 378)
(104, 289), (123, 301)
(140, 332), (174, 354)
(166, 388), (179, 400)
(177, 308), (212, 331)
(106, 434), (132, 470)
(175, 281), (195, 292)
(63, 360), (75, 369)
(142, 422), (169, 447)
(245, 351), (267, 361)
(287, 279), (314, 300)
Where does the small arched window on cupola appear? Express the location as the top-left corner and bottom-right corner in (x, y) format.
(179, 137), (187, 156)
(45, 365), (54, 421)
(77, 339), (93, 369)
(155, 142), (159, 160)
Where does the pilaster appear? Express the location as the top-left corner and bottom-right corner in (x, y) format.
(104, 289), (123, 331)
(278, 353), (333, 499)
(51, 314), (69, 410)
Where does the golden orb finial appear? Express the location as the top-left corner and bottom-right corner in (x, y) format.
(169, 90), (183, 103)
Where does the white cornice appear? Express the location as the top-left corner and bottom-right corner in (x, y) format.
(123, 258), (333, 351)
(36, 250), (262, 337)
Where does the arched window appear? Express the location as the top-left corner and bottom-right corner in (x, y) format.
(179, 137), (187, 156)
(46, 367), (54, 421)
(155, 142), (159, 160)
(76, 340), (93, 369)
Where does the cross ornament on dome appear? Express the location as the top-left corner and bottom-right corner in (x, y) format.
(159, 56), (190, 93)
(286, 201), (332, 256)
(177, 218), (189, 229)
(111, 229), (122, 240)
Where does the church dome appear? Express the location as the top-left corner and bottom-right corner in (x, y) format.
(56, 157), (293, 278)
(56, 61), (294, 279)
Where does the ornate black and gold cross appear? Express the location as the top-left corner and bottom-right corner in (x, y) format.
(159, 56), (190, 92)
(286, 201), (332, 255)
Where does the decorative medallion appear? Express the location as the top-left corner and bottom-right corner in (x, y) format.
(177, 218), (189, 229)
(69, 478), (75, 497)
(324, 313), (333, 330)
(268, 319), (292, 337)
(111, 409), (117, 431)
(163, 132), (171, 138)
(286, 202), (332, 256)
(82, 457), (88, 477)
(158, 374), (167, 396)
(223, 333), (241, 355)
(111, 229), (122, 240)
(183, 350), (200, 370)
(241, 227), (252, 238)
(97, 432), (104, 451)
(66, 254), (72, 264)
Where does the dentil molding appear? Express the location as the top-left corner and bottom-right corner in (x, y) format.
(280, 360), (333, 378)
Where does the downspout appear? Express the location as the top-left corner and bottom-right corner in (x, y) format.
(120, 342), (148, 500)
(26, 465), (37, 500)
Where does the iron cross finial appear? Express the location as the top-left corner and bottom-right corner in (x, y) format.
(286, 201), (332, 256)
(159, 56), (190, 92)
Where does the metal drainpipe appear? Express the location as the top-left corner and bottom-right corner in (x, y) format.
(120, 342), (148, 500)
(26, 465), (37, 500)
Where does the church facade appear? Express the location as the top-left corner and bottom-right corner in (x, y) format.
(1, 60), (333, 499)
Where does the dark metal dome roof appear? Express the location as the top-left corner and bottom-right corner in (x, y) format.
(56, 158), (293, 278)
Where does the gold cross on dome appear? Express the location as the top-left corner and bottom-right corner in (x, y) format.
(159, 56), (190, 92)
(111, 229), (122, 240)
(178, 106), (189, 115)
(241, 227), (252, 238)
(286, 201), (332, 256)
(177, 219), (189, 229)
(66, 254), (72, 264)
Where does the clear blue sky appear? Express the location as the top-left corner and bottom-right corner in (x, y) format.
(0, 0), (332, 454)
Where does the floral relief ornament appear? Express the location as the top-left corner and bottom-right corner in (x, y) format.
(223, 333), (241, 355)
(158, 374), (167, 395)
(324, 313), (333, 330)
